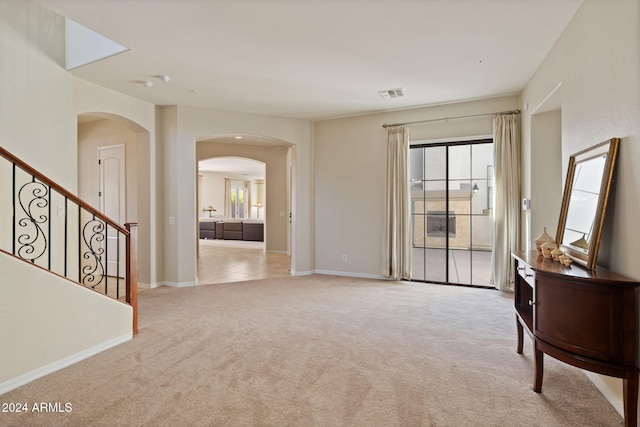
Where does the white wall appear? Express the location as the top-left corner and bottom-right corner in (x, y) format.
(73, 79), (158, 286)
(6, 0), (636, 414)
(77, 119), (157, 285)
(250, 179), (266, 219)
(521, 0), (640, 418)
(198, 172), (266, 220)
(0, 0), (136, 393)
(313, 96), (519, 277)
(159, 106), (186, 286)
(78, 119), (139, 221)
(0, 0), (74, 189)
(0, 250), (132, 393)
(197, 142), (289, 254)
(198, 171), (227, 218)
(160, 106), (312, 287)
(529, 109), (562, 249)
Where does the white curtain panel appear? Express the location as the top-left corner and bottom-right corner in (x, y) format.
(491, 113), (521, 291)
(382, 126), (411, 280)
(224, 178), (231, 217)
(244, 181), (250, 218)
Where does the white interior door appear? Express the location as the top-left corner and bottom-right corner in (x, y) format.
(98, 144), (126, 277)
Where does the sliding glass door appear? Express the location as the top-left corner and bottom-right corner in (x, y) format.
(410, 139), (493, 287)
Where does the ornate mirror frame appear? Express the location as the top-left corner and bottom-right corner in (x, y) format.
(555, 137), (619, 270)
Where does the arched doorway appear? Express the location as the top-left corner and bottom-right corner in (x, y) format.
(198, 156), (266, 222)
(76, 113), (152, 288)
(195, 134), (293, 284)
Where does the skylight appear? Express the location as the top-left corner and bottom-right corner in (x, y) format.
(65, 18), (128, 70)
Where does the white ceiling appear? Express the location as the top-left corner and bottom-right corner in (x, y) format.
(37, 0), (583, 121)
(199, 157), (265, 180)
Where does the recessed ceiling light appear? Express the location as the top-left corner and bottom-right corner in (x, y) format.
(139, 80), (153, 87)
(234, 136), (243, 139)
(477, 59), (484, 64)
(189, 89), (197, 93)
(155, 74), (170, 82)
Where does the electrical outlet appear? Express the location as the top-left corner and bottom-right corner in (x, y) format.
(57, 206), (64, 216)
(342, 255), (348, 262)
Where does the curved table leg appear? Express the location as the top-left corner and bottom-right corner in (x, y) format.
(516, 314), (524, 354)
(623, 369), (638, 427)
(533, 342), (543, 393)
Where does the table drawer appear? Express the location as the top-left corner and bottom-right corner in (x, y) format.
(517, 260), (535, 287)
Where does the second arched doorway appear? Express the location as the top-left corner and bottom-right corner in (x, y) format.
(196, 135), (293, 285)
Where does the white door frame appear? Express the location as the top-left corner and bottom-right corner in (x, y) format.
(98, 144), (126, 277)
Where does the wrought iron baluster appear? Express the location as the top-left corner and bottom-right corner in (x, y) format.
(16, 176), (49, 263)
(104, 223), (108, 296)
(47, 184), (51, 270)
(78, 204), (81, 283)
(1, 148), (136, 331)
(12, 163), (16, 256)
(81, 214), (106, 290)
(116, 229), (121, 299)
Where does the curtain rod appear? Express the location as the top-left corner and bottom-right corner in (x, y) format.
(381, 109), (520, 128)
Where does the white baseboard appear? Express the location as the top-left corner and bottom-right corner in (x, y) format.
(290, 269), (312, 276)
(155, 281), (196, 288)
(583, 371), (624, 417)
(0, 333), (132, 396)
(314, 269), (387, 280)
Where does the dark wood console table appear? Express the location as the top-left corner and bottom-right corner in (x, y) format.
(513, 250), (640, 427)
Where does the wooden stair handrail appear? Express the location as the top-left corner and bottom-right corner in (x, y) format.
(0, 146), (128, 235)
(1, 145), (138, 335)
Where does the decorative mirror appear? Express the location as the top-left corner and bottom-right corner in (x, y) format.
(556, 138), (619, 270)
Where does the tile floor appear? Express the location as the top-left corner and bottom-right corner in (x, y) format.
(411, 247), (492, 286)
(197, 238), (292, 285)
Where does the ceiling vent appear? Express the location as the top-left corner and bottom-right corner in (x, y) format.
(378, 88), (405, 99)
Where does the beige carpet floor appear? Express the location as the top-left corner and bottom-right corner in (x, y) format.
(0, 275), (623, 426)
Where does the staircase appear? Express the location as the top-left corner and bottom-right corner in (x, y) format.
(0, 146), (138, 334)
